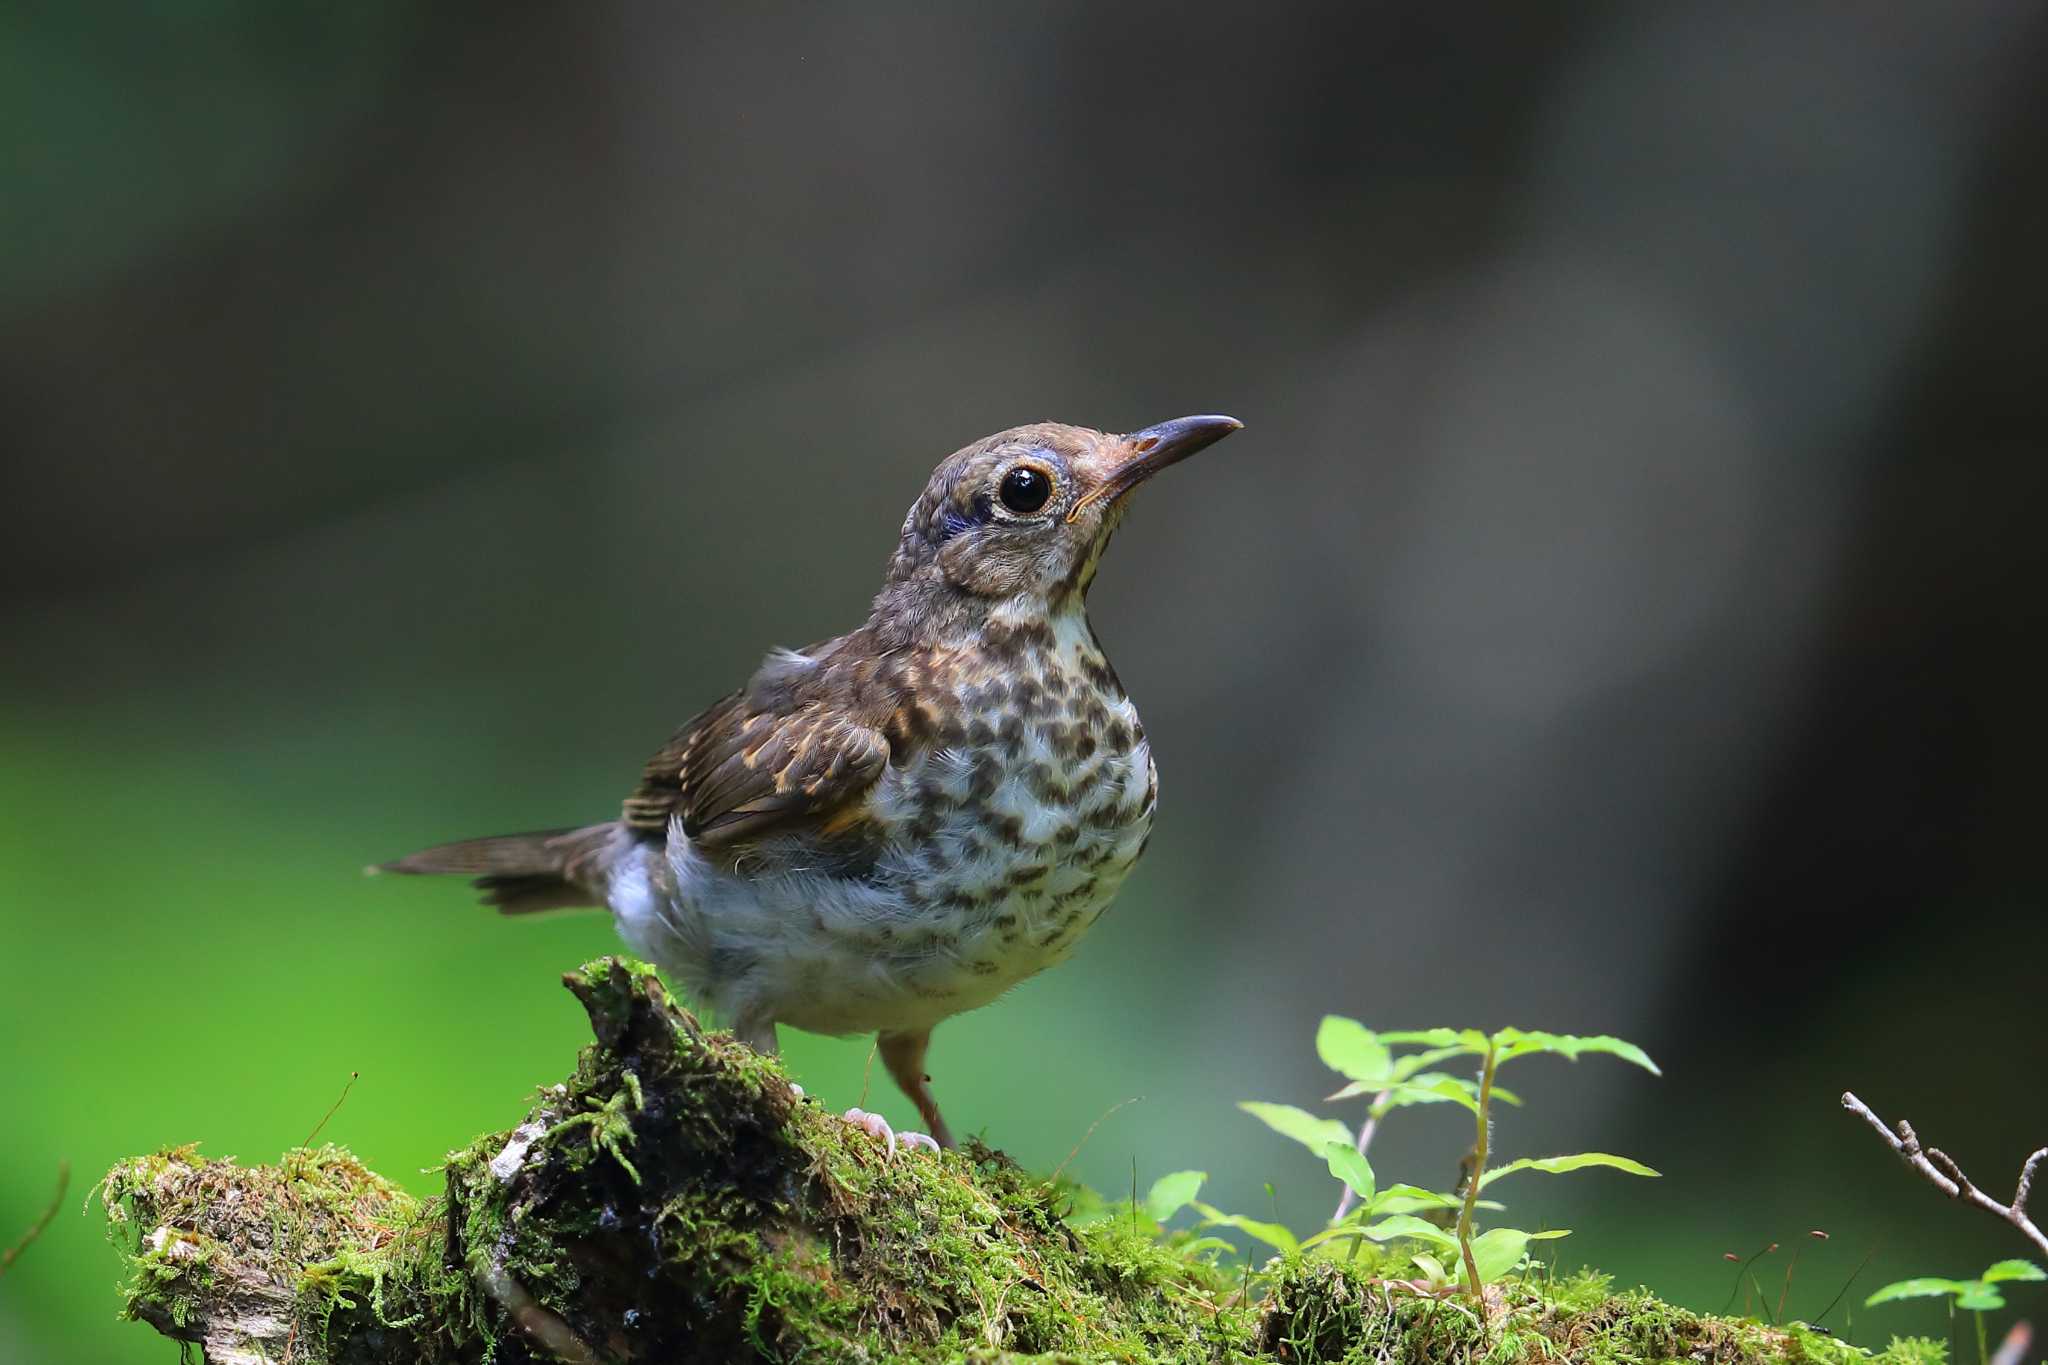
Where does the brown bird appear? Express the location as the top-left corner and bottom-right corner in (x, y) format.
(381, 415), (1242, 1151)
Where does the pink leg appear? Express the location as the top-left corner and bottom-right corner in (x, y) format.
(879, 1029), (956, 1151)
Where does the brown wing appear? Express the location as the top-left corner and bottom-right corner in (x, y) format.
(621, 689), (890, 849)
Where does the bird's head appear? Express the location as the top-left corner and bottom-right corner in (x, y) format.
(876, 415), (1242, 634)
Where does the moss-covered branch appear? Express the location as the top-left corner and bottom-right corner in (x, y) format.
(101, 959), (1938, 1364)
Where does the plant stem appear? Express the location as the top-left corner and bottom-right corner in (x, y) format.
(1975, 1309), (1988, 1365)
(0, 1162), (69, 1280)
(1457, 1037), (1497, 1301)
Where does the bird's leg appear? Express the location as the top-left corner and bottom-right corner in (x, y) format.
(878, 1029), (954, 1151)
(842, 1030), (947, 1157)
(734, 1014), (940, 1158)
(734, 1014), (779, 1056)
(733, 1014), (814, 1103)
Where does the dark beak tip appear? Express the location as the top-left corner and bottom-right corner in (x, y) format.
(1126, 413), (1245, 463)
(1156, 413), (1243, 435)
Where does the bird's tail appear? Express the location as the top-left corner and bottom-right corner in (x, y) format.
(372, 823), (618, 916)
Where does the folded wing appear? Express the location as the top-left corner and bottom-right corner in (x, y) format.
(622, 674), (891, 850)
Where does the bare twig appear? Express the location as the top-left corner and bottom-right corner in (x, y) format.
(1841, 1092), (2048, 1260)
(0, 1161), (70, 1279)
(1989, 1320), (2032, 1365)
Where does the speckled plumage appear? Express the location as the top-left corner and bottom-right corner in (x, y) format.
(384, 415), (1242, 1146)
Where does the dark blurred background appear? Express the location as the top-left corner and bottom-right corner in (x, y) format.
(5, 5), (2046, 1361)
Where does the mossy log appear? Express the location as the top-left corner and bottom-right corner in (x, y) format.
(99, 959), (1925, 1364)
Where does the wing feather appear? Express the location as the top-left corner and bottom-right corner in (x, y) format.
(621, 655), (891, 848)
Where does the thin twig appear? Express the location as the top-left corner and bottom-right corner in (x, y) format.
(303, 1071), (360, 1149)
(1841, 1092), (2048, 1260)
(1989, 1320), (2032, 1365)
(1049, 1096), (1141, 1184)
(0, 1162), (71, 1279)
(1331, 1090), (1392, 1223)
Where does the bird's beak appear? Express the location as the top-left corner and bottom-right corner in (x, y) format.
(1067, 414), (1243, 522)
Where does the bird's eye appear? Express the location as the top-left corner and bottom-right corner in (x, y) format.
(998, 466), (1053, 515)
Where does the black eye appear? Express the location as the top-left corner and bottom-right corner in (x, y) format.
(998, 466), (1052, 515)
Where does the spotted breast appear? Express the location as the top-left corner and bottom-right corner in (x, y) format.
(612, 607), (1155, 1042)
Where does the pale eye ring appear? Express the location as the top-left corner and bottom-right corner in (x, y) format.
(998, 465), (1053, 515)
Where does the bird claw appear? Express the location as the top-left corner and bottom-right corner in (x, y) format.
(843, 1107), (939, 1158)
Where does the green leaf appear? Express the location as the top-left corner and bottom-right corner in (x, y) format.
(1317, 1017), (1393, 1084)
(1143, 1170), (1207, 1224)
(1866, 1278), (1972, 1307)
(1410, 1252), (1450, 1285)
(1325, 1036), (1515, 1102)
(1367, 1184), (1465, 1214)
(1389, 1044), (1486, 1083)
(1240, 1102), (1354, 1155)
(1478, 1153), (1661, 1189)
(1191, 1201), (1299, 1256)
(1322, 1143), (1375, 1203)
(1176, 1235), (1237, 1260)
(1462, 1228), (1535, 1284)
(1379, 1028), (1490, 1050)
(1490, 1029), (1662, 1075)
(1390, 1077), (1481, 1115)
(1955, 1283), (2005, 1312)
(1456, 1228), (1572, 1285)
(1357, 1214), (1459, 1249)
(1381, 1197), (1506, 1216)
(1299, 1224), (1361, 1251)
(1329, 1075), (1524, 1105)
(1361, 1073), (1522, 1112)
(1981, 1259), (2046, 1284)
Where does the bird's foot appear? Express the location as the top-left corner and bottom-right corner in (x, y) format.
(843, 1107), (940, 1157)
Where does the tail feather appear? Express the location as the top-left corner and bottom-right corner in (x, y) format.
(473, 873), (602, 917)
(374, 824), (615, 916)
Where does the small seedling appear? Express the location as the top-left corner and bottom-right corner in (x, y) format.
(1865, 1259), (2043, 1365)
(1228, 1020), (1660, 1302)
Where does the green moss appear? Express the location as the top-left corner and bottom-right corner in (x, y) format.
(99, 960), (1950, 1365)
(101, 1141), (464, 1359)
(1255, 1261), (1952, 1365)
(1868, 1337), (1949, 1365)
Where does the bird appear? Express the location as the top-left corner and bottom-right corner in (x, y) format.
(379, 414), (1243, 1152)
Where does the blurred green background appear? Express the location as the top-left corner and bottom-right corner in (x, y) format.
(4, 5), (2046, 1362)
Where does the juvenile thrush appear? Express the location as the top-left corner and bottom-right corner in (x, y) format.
(382, 415), (1242, 1151)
